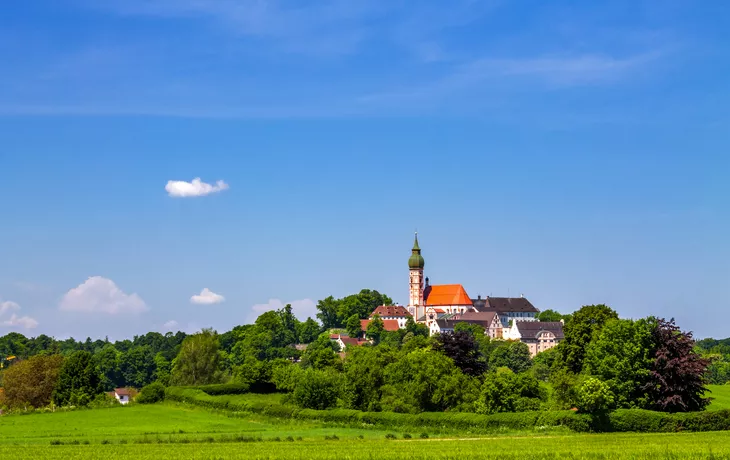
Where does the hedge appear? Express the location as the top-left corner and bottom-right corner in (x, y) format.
(165, 387), (730, 434)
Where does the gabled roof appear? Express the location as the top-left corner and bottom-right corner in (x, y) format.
(474, 296), (539, 313)
(115, 388), (131, 396)
(371, 305), (411, 318)
(360, 319), (400, 332)
(450, 311), (499, 326)
(424, 284), (472, 306)
(339, 336), (368, 347)
(515, 321), (564, 339)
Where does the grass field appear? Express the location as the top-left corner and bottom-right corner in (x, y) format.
(706, 384), (730, 410)
(1, 396), (730, 459)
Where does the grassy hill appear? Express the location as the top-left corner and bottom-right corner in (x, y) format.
(706, 384), (730, 410)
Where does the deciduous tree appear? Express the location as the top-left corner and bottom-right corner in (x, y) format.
(558, 304), (618, 373)
(645, 317), (711, 412)
(2, 354), (64, 409)
(54, 350), (102, 406)
(171, 328), (223, 386)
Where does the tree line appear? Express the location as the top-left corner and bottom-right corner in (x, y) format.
(0, 289), (723, 415)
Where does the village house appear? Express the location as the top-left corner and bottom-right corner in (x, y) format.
(329, 333), (369, 349)
(502, 320), (565, 357)
(113, 388), (131, 405)
(428, 311), (503, 338)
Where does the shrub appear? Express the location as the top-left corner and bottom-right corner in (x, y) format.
(137, 382), (166, 404)
(403, 433), (412, 439)
(293, 369), (340, 410)
(577, 377), (615, 413)
(191, 383), (251, 396)
(420, 433), (429, 439)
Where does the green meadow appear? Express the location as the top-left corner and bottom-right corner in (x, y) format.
(2, 399), (730, 459)
(706, 384), (730, 411)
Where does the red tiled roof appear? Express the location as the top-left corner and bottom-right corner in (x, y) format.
(115, 388), (131, 396)
(360, 319), (400, 332)
(371, 305), (411, 318)
(424, 284), (473, 306)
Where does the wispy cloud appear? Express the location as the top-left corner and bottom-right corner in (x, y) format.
(0, 300), (38, 330)
(360, 51), (663, 106)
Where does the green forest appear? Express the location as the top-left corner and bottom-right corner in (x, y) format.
(1, 288), (729, 415)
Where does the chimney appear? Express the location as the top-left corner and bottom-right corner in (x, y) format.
(477, 295), (481, 300)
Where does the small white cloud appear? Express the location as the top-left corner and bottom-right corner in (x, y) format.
(190, 288), (225, 305)
(165, 178), (229, 197)
(0, 300), (20, 316)
(252, 298), (317, 320)
(163, 320), (179, 330)
(59, 276), (148, 315)
(2, 314), (39, 330)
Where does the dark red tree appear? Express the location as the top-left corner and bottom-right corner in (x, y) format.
(433, 331), (486, 377)
(645, 318), (711, 412)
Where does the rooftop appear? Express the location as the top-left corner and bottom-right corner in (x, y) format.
(424, 284), (473, 306)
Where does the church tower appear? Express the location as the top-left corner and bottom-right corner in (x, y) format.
(407, 232), (425, 320)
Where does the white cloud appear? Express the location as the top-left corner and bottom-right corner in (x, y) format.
(2, 314), (39, 330)
(252, 298), (317, 321)
(162, 320), (179, 330)
(165, 178), (229, 197)
(59, 276), (148, 315)
(0, 300), (20, 316)
(0, 300), (38, 330)
(190, 288), (225, 305)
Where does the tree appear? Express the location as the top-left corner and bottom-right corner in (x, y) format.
(94, 343), (121, 391)
(171, 329), (223, 386)
(119, 345), (156, 388)
(153, 353), (171, 386)
(54, 351), (102, 406)
(645, 317), (711, 412)
(380, 348), (477, 413)
(489, 341), (532, 374)
(297, 317), (321, 344)
(2, 354), (64, 408)
(342, 346), (398, 411)
(136, 381), (166, 404)
(576, 377), (614, 413)
(537, 309), (565, 322)
(405, 316), (429, 338)
(293, 369), (340, 410)
(316, 296), (340, 329)
(583, 318), (654, 409)
(475, 368), (544, 414)
(345, 314), (363, 338)
(558, 304), (618, 373)
(453, 322), (485, 337)
(433, 331), (486, 377)
(365, 314), (385, 343)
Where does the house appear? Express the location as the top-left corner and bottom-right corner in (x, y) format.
(428, 311), (502, 338)
(502, 320), (564, 357)
(369, 305), (412, 328)
(472, 295), (540, 328)
(114, 388), (132, 405)
(329, 333), (368, 349)
(359, 318), (400, 333)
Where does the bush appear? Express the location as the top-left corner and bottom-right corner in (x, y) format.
(137, 382), (166, 404)
(420, 433), (429, 439)
(385, 433), (397, 439)
(402, 433), (412, 439)
(189, 383), (251, 396)
(577, 377), (614, 413)
(293, 369), (340, 410)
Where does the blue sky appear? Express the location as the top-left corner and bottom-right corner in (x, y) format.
(0, 0), (728, 340)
